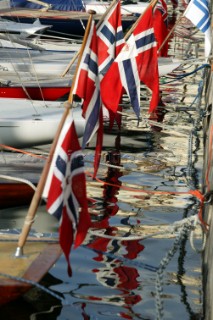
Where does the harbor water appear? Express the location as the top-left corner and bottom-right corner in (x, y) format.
(0, 2), (210, 319)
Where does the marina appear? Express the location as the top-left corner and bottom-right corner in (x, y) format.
(0, 0), (212, 319)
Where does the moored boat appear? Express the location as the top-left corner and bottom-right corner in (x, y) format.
(0, 88), (72, 305)
(0, 99), (85, 148)
(0, 0), (147, 38)
(0, 86), (70, 101)
(0, 239), (61, 306)
(0, 57), (181, 100)
(0, 181), (35, 208)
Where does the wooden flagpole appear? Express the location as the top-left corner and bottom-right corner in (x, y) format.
(61, 0), (119, 78)
(15, 11), (95, 257)
(61, 51), (80, 78)
(158, 0), (200, 54)
(95, 0), (119, 29)
(62, 0), (158, 77)
(124, 0), (158, 40)
(67, 10), (97, 104)
(158, 14), (184, 54)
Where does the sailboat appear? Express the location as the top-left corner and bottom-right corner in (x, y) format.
(0, 0), (148, 38)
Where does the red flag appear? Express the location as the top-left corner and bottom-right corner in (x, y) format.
(153, 0), (169, 57)
(97, 0), (125, 128)
(73, 20), (103, 178)
(73, 21), (100, 140)
(44, 116), (91, 276)
(73, 2), (126, 176)
(97, 0), (125, 77)
(101, 7), (159, 115)
(134, 7), (160, 113)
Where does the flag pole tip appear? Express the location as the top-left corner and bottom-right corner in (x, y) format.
(87, 9), (96, 15)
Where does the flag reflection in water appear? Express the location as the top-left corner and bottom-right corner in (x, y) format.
(87, 145), (145, 319)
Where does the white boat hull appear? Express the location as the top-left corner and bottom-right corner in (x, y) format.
(0, 56), (180, 81)
(0, 99), (85, 148)
(0, 61), (71, 76)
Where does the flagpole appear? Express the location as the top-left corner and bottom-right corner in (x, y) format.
(124, 0), (158, 40)
(96, 0), (119, 29)
(158, 14), (183, 54)
(158, 0), (205, 55)
(15, 11), (96, 257)
(61, 0), (119, 77)
(61, 50), (80, 78)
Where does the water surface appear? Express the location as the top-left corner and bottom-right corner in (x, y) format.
(0, 3), (207, 319)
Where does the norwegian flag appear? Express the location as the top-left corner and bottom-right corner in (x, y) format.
(73, 3), (126, 177)
(97, 0), (125, 77)
(97, 0), (126, 128)
(133, 7), (160, 113)
(155, 0), (168, 24)
(153, 0), (169, 57)
(72, 20), (103, 177)
(101, 6), (159, 116)
(43, 116), (91, 276)
(73, 20), (101, 148)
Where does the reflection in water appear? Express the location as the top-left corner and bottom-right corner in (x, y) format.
(87, 141), (144, 319)
(149, 97), (167, 132)
(0, 3), (205, 319)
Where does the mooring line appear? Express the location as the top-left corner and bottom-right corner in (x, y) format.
(0, 271), (69, 305)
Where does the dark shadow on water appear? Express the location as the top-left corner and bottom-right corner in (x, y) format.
(0, 273), (63, 320)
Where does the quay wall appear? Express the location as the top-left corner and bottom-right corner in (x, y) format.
(202, 64), (213, 320)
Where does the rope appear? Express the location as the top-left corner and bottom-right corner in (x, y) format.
(161, 64), (210, 84)
(88, 214), (204, 243)
(86, 170), (204, 201)
(24, 47), (46, 102)
(187, 130), (194, 182)
(0, 32), (37, 103)
(189, 214), (207, 253)
(0, 144), (46, 159)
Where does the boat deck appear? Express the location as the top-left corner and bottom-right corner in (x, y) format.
(0, 241), (61, 306)
(0, 7), (136, 37)
(0, 7), (136, 21)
